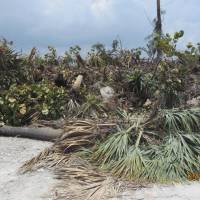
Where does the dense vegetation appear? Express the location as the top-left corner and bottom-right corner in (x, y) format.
(1, 31), (200, 182)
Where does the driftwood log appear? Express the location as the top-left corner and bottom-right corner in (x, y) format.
(0, 126), (63, 141)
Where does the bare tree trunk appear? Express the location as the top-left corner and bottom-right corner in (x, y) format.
(156, 0), (162, 61)
(156, 0), (162, 35)
(0, 126), (63, 141)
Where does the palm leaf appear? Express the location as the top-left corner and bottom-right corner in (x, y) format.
(161, 108), (200, 133)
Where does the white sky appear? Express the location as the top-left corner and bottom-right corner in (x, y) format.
(0, 0), (199, 53)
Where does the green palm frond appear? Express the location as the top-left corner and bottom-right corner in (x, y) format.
(161, 108), (200, 133)
(144, 133), (200, 182)
(116, 109), (146, 125)
(111, 147), (146, 180)
(92, 130), (132, 166)
(89, 108), (200, 182)
(92, 117), (144, 166)
(92, 128), (200, 182)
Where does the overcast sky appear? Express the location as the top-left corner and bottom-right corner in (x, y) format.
(0, 0), (199, 53)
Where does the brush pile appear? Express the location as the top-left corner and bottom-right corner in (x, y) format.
(0, 31), (200, 198)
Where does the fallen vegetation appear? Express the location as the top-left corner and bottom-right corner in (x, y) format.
(0, 30), (200, 199)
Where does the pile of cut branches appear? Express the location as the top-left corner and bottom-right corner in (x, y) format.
(21, 108), (200, 182)
(1, 32), (200, 199)
(18, 108), (200, 200)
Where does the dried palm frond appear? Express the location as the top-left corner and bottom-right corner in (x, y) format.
(21, 120), (144, 200)
(53, 156), (130, 200)
(20, 120), (117, 172)
(19, 147), (52, 173)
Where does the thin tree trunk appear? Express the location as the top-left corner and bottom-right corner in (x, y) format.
(157, 0), (162, 35)
(156, 0), (162, 61)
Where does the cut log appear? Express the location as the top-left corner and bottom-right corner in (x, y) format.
(72, 75), (83, 91)
(0, 126), (63, 141)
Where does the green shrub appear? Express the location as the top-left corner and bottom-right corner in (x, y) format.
(127, 69), (158, 100)
(0, 82), (67, 125)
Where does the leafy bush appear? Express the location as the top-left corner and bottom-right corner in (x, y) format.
(44, 46), (59, 66)
(146, 31), (200, 108)
(0, 82), (67, 125)
(0, 39), (32, 90)
(127, 69), (158, 99)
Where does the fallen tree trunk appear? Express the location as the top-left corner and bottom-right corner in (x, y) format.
(0, 126), (63, 141)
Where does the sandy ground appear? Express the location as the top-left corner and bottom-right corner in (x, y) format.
(0, 136), (200, 200)
(0, 137), (57, 200)
(111, 182), (200, 200)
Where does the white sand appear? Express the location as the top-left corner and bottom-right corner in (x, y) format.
(0, 136), (200, 200)
(112, 182), (200, 200)
(0, 137), (57, 200)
